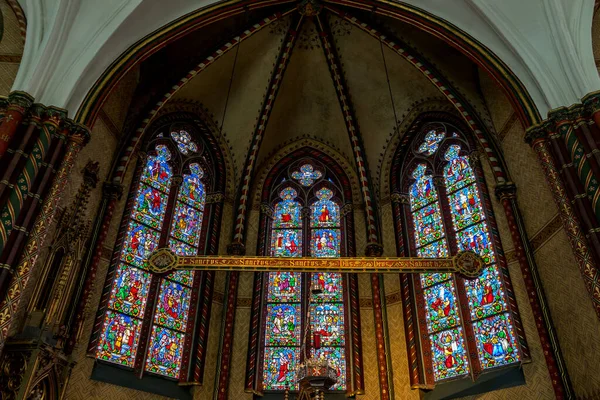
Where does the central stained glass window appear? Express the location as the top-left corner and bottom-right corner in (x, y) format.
(96, 139), (207, 380)
(405, 129), (520, 383)
(263, 180), (346, 392)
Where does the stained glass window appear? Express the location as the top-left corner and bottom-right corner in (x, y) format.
(171, 130), (198, 155)
(291, 164), (323, 186)
(97, 135), (209, 382)
(405, 131), (520, 384)
(263, 179), (347, 391)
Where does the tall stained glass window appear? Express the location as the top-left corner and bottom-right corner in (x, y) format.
(262, 162), (348, 392)
(401, 124), (521, 385)
(96, 127), (212, 382)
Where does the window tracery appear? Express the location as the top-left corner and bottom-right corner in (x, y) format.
(395, 120), (523, 386)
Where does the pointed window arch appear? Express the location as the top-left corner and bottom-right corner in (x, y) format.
(393, 121), (526, 387)
(93, 118), (225, 389)
(253, 156), (359, 394)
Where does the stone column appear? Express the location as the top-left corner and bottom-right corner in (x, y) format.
(0, 126), (89, 352)
(526, 128), (600, 319)
(495, 182), (573, 398)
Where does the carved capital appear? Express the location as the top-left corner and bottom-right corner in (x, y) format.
(432, 175), (445, 187)
(583, 90), (600, 115)
(206, 192), (225, 204)
(83, 161), (100, 188)
(102, 182), (123, 200)
(68, 123), (91, 145)
(260, 203), (274, 218)
(365, 243), (384, 257)
(43, 106), (68, 128)
(297, 0), (323, 16)
(494, 182), (517, 201)
(390, 192), (409, 205)
(6, 90), (34, 111)
(468, 150), (482, 164)
(301, 206), (311, 219)
(171, 175), (184, 187)
(227, 242), (246, 256)
(525, 123), (550, 145)
(341, 203), (353, 216)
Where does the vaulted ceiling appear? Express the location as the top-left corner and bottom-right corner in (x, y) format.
(116, 3), (496, 200)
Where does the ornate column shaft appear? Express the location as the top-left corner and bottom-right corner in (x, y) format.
(0, 127), (89, 352)
(66, 181), (123, 354)
(0, 92), (34, 158)
(495, 183), (573, 398)
(526, 129), (600, 319)
(215, 269), (240, 400)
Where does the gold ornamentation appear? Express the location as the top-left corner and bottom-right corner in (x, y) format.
(147, 248), (178, 274)
(453, 250), (485, 279)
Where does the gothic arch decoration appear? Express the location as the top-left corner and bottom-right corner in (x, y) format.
(75, 0), (540, 130)
(89, 114), (226, 386)
(245, 148), (364, 395)
(390, 116), (529, 388)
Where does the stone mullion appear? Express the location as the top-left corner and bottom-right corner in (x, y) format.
(470, 156), (530, 360)
(184, 196), (223, 383)
(230, 15), (302, 250)
(391, 193), (424, 387)
(133, 174), (182, 375)
(526, 132), (600, 318)
(0, 128), (88, 352)
(548, 129), (600, 261)
(244, 206), (270, 392)
(495, 183), (573, 399)
(66, 182), (123, 354)
(436, 176), (482, 379)
(0, 91), (34, 158)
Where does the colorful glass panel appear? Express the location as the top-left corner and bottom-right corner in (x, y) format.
(167, 270), (194, 286)
(267, 272), (302, 302)
(416, 240), (448, 259)
(169, 238), (196, 256)
(96, 311), (142, 367)
(154, 280), (191, 331)
(424, 281), (461, 333)
(420, 273), (451, 289)
(473, 313), (520, 369)
(170, 203), (202, 246)
(311, 188), (339, 228)
(180, 164), (205, 208)
(121, 222), (160, 268)
(430, 328), (469, 381)
(132, 184), (168, 229)
(413, 204), (445, 247)
(312, 348), (346, 390)
(265, 304), (301, 346)
(145, 326), (184, 378)
(108, 265), (151, 318)
(311, 229), (340, 258)
(291, 164), (323, 187)
(465, 266), (507, 320)
(171, 130), (198, 155)
(312, 273), (343, 302)
(271, 229), (302, 257)
(310, 303), (345, 346)
(141, 145), (172, 191)
(410, 164), (437, 211)
(263, 347), (299, 391)
(456, 223), (495, 264)
(418, 129), (445, 155)
(444, 145), (475, 192)
(274, 188), (301, 229)
(448, 185), (483, 230)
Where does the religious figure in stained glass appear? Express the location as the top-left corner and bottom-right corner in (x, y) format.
(145, 327), (184, 377)
(312, 273), (343, 302)
(142, 145), (172, 191)
(266, 304), (301, 346)
(311, 188), (339, 228)
(311, 229), (340, 258)
(271, 229), (302, 257)
(312, 348), (346, 390)
(154, 281), (191, 331)
(402, 128), (521, 384)
(263, 348), (299, 390)
(291, 164), (323, 186)
(268, 272), (301, 302)
(132, 185), (168, 229)
(274, 188), (301, 229)
(121, 223), (160, 268)
(108, 266), (151, 317)
(96, 312), (141, 367)
(310, 304), (345, 346)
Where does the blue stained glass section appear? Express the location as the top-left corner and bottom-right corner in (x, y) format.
(311, 188), (340, 228)
(413, 204), (445, 247)
(465, 265), (507, 320)
(180, 163), (205, 208)
(312, 347), (347, 390)
(416, 240), (448, 259)
(473, 313), (520, 369)
(132, 184), (168, 229)
(271, 229), (302, 257)
(141, 145), (172, 191)
(274, 188), (301, 229)
(456, 223), (495, 265)
(263, 347), (299, 391)
(410, 164), (437, 211)
(311, 229), (341, 258)
(444, 145), (475, 193)
(291, 164), (323, 187)
(424, 281), (461, 333)
(418, 129), (445, 155)
(430, 328), (470, 381)
(121, 222), (160, 268)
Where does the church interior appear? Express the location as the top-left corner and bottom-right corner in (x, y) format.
(1, 0), (600, 399)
